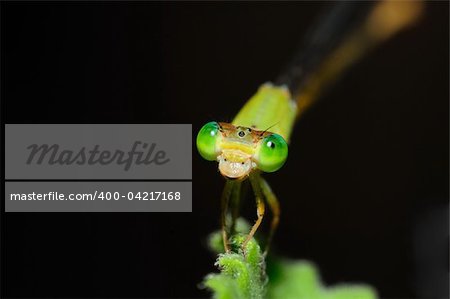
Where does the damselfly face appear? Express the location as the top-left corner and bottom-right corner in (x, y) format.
(196, 122), (288, 179)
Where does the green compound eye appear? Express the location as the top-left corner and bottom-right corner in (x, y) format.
(256, 133), (288, 172)
(196, 121), (221, 161)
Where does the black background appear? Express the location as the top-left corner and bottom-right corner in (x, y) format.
(2, 2), (449, 298)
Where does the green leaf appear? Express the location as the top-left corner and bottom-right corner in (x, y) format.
(203, 220), (265, 299)
(267, 260), (377, 299)
(202, 218), (378, 299)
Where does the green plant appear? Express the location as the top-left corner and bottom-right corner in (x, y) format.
(202, 219), (378, 299)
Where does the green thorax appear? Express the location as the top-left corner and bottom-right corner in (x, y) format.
(232, 83), (297, 142)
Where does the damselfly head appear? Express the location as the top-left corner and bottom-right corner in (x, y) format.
(196, 121), (288, 179)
